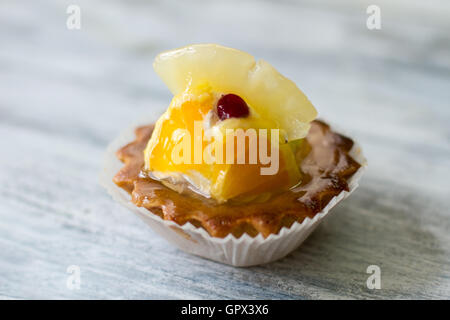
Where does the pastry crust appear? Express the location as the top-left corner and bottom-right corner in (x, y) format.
(113, 120), (361, 238)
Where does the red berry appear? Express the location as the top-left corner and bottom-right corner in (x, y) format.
(216, 94), (249, 120)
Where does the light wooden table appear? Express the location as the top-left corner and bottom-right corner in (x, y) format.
(1, 0), (449, 299)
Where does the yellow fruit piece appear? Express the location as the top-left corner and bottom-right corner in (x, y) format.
(144, 92), (213, 177)
(153, 44), (317, 141)
(210, 143), (301, 201)
(144, 93), (302, 202)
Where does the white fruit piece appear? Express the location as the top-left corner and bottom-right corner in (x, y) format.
(153, 44), (317, 140)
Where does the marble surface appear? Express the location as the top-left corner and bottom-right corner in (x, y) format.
(0, 0), (449, 299)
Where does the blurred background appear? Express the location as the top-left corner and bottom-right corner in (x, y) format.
(0, 0), (449, 299)
(2, 0), (449, 193)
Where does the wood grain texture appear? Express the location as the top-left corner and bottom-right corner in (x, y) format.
(0, 0), (449, 299)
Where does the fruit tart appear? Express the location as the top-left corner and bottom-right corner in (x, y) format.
(101, 44), (366, 266)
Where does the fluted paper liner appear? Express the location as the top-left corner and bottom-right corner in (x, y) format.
(100, 117), (367, 267)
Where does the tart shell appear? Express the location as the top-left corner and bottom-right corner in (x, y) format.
(100, 117), (366, 266)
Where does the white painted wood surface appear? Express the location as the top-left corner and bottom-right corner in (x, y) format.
(0, 0), (449, 299)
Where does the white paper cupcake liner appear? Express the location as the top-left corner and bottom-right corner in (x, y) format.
(100, 117), (367, 267)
